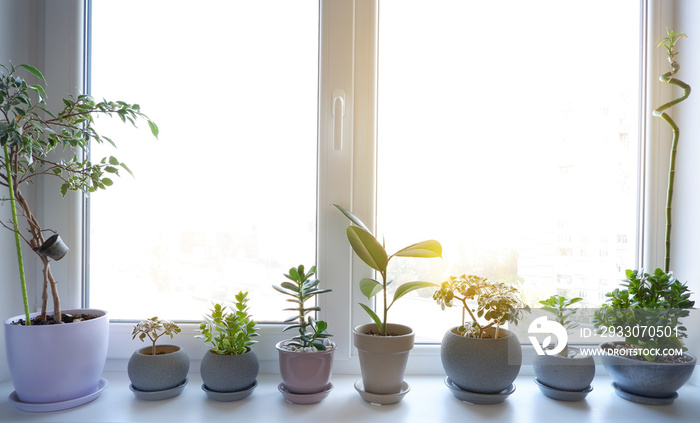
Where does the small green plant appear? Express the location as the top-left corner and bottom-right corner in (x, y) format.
(272, 264), (332, 351)
(593, 268), (694, 361)
(334, 204), (442, 336)
(539, 295), (583, 357)
(198, 292), (258, 355)
(433, 274), (529, 339)
(131, 317), (182, 356)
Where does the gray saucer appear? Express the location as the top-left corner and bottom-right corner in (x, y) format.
(130, 378), (187, 401)
(612, 382), (678, 405)
(444, 377), (515, 404)
(535, 378), (592, 401)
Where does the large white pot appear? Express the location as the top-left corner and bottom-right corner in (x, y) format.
(4, 309), (109, 403)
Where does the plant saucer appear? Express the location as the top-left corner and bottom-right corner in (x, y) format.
(278, 383), (333, 404)
(354, 380), (410, 405)
(444, 377), (515, 405)
(130, 378), (187, 401)
(9, 378), (108, 412)
(534, 378), (593, 401)
(611, 382), (678, 405)
(202, 380), (257, 402)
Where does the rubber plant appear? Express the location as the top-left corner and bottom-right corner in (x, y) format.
(0, 63), (158, 325)
(334, 204), (442, 336)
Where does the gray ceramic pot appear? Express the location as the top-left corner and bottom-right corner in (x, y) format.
(200, 349), (259, 392)
(353, 323), (414, 395)
(276, 340), (336, 394)
(127, 345), (190, 391)
(600, 341), (696, 399)
(534, 348), (595, 391)
(441, 327), (522, 394)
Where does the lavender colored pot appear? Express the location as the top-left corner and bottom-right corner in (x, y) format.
(127, 345), (189, 392)
(353, 323), (414, 395)
(441, 327), (521, 394)
(4, 309), (109, 404)
(276, 340), (336, 394)
(200, 348), (259, 392)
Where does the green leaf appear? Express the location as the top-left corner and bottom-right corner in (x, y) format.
(148, 120), (159, 138)
(346, 226), (388, 272)
(18, 64), (46, 82)
(391, 281), (438, 305)
(102, 178), (113, 186)
(333, 203), (371, 233)
(108, 156), (119, 166)
(359, 278), (383, 299)
(359, 303), (383, 331)
(393, 239), (442, 258)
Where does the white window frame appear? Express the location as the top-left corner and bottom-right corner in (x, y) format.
(26, 0), (697, 376)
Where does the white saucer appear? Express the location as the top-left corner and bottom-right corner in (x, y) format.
(534, 378), (592, 401)
(354, 380), (410, 405)
(278, 383), (333, 404)
(444, 377), (515, 404)
(130, 378), (187, 401)
(9, 378), (108, 412)
(202, 380), (257, 402)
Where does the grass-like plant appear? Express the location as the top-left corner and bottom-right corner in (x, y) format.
(334, 204), (442, 336)
(273, 264), (332, 351)
(198, 292), (258, 355)
(131, 316), (182, 356)
(539, 295), (582, 357)
(1, 63), (158, 324)
(653, 29), (691, 273)
(433, 274), (529, 339)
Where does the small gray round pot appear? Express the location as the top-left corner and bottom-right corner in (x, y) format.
(534, 348), (595, 392)
(441, 327), (521, 394)
(353, 323), (414, 395)
(276, 340), (336, 394)
(127, 345), (189, 392)
(200, 348), (259, 392)
(600, 341), (696, 399)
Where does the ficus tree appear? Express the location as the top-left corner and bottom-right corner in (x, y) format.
(1, 63), (158, 324)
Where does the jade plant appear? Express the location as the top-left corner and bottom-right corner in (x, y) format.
(198, 292), (258, 355)
(433, 274), (529, 339)
(538, 295), (582, 357)
(334, 204), (442, 336)
(1, 63), (158, 325)
(593, 268), (694, 361)
(273, 264), (332, 351)
(131, 316), (182, 356)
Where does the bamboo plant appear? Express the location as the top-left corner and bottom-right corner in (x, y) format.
(334, 204), (442, 336)
(653, 29), (691, 273)
(1, 63), (158, 325)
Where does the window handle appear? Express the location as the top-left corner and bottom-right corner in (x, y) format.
(332, 89), (346, 150)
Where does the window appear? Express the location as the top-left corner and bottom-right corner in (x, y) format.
(377, 0), (642, 341)
(87, 0), (645, 349)
(88, 0), (319, 321)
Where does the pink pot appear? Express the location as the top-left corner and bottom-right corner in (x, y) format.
(276, 340), (336, 394)
(4, 309), (109, 404)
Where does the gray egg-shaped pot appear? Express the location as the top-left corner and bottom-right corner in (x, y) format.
(276, 340), (336, 394)
(127, 345), (189, 392)
(441, 327), (522, 394)
(353, 323), (414, 396)
(600, 341), (696, 402)
(200, 348), (259, 392)
(534, 348), (595, 392)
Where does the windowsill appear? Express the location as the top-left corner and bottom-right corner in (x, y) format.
(2, 372), (699, 422)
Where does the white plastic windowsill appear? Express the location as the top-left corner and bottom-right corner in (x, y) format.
(2, 371), (699, 423)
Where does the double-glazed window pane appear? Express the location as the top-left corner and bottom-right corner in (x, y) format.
(89, 1), (319, 321)
(377, 0), (641, 341)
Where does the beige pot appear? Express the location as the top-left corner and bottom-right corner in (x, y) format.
(353, 323), (414, 395)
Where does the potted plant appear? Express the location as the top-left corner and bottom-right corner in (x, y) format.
(433, 274), (528, 404)
(198, 292), (259, 401)
(334, 204), (442, 404)
(594, 269), (695, 404)
(591, 29), (696, 405)
(1, 63), (157, 410)
(272, 264), (334, 404)
(532, 295), (594, 401)
(127, 317), (189, 400)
